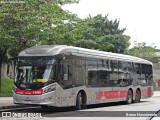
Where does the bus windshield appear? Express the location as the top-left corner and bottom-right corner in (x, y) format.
(14, 57), (55, 90)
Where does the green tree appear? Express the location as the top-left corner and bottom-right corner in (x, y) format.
(70, 14), (130, 52)
(47, 14), (130, 53)
(128, 42), (157, 60)
(0, 0), (79, 59)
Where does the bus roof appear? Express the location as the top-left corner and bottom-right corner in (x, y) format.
(19, 45), (152, 65)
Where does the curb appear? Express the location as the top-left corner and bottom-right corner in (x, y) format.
(0, 105), (34, 110)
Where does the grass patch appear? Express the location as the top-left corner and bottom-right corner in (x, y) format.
(1, 78), (13, 97)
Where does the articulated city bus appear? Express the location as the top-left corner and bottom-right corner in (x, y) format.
(13, 45), (154, 109)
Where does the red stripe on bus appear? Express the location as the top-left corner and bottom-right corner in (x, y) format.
(96, 90), (127, 100)
(96, 91), (103, 100)
(141, 89), (149, 97)
(16, 88), (43, 95)
(119, 90), (128, 98)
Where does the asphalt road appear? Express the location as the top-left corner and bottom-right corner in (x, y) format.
(1, 96), (160, 120)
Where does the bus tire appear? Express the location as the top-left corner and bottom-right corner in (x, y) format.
(126, 89), (133, 104)
(134, 90), (141, 103)
(76, 92), (86, 110)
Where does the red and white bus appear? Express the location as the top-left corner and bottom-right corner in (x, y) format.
(13, 45), (154, 109)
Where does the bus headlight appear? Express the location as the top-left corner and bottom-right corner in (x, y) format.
(43, 85), (55, 94)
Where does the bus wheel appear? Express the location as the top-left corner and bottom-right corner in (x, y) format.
(126, 89), (133, 104)
(134, 90), (141, 103)
(76, 92), (86, 110)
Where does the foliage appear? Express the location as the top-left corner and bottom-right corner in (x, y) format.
(0, 0), (79, 61)
(128, 42), (157, 59)
(76, 15), (130, 53)
(47, 14), (130, 53)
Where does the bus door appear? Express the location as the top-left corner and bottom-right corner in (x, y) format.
(146, 65), (153, 97)
(147, 76), (153, 97)
(58, 64), (74, 106)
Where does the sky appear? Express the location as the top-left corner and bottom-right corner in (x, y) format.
(62, 0), (160, 49)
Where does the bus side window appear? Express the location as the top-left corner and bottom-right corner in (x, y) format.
(111, 60), (118, 71)
(146, 65), (153, 85)
(135, 63), (141, 81)
(141, 64), (147, 85)
(108, 60), (119, 87)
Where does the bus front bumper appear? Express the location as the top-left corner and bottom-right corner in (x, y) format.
(13, 91), (57, 106)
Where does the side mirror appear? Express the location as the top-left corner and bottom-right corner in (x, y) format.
(63, 74), (68, 81)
